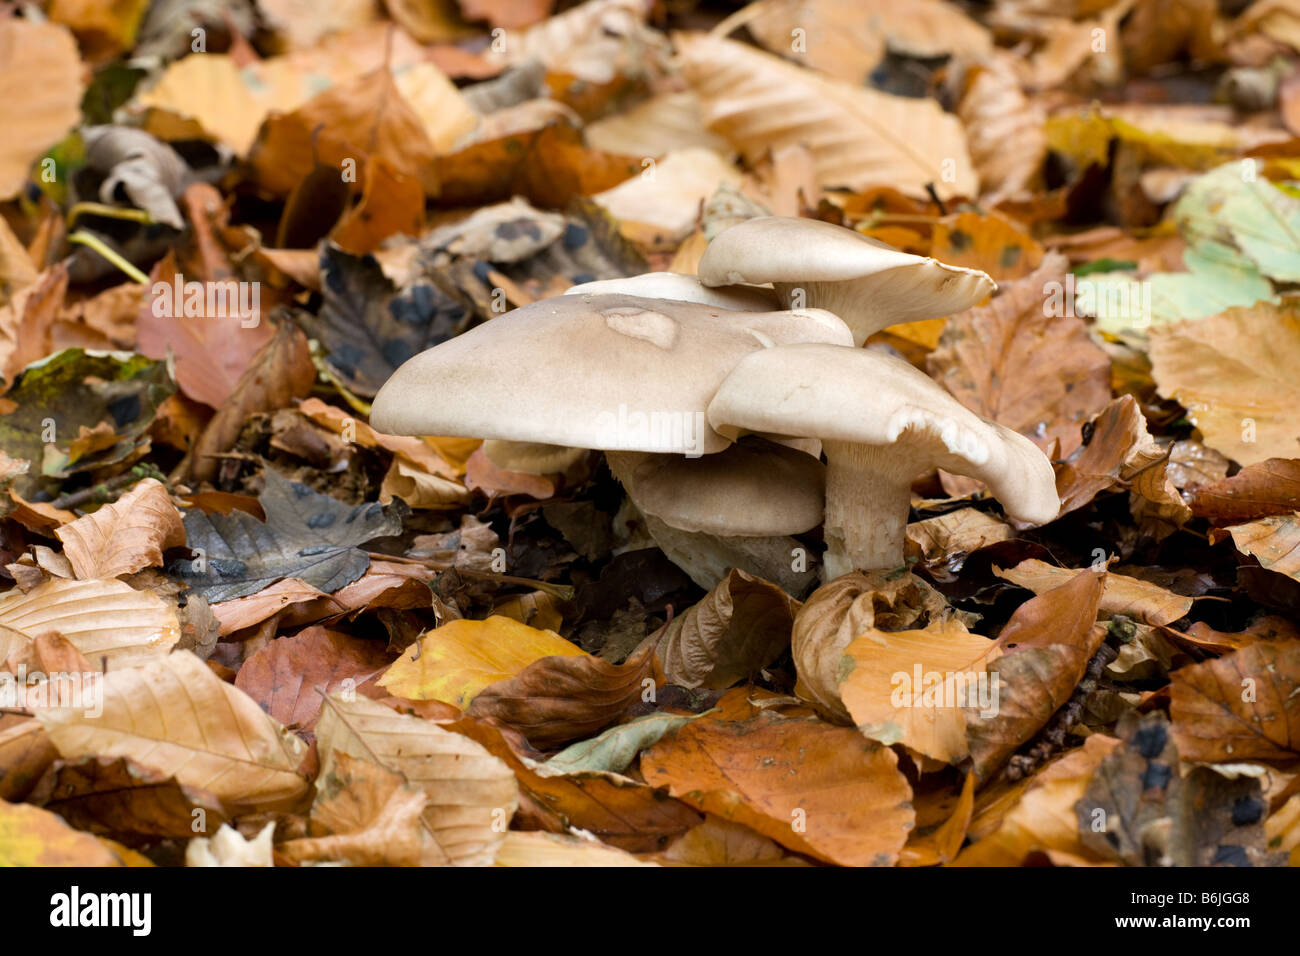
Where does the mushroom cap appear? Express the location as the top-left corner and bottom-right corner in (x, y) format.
(482, 440), (586, 475)
(697, 216), (996, 341)
(706, 343), (1060, 525)
(369, 293), (853, 455)
(612, 438), (825, 536)
(565, 272), (779, 312)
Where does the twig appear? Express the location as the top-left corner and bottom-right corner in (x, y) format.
(66, 230), (150, 284)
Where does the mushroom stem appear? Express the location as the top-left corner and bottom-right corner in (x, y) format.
(821, 440), (918, 578)
(774, 281), (882, 347)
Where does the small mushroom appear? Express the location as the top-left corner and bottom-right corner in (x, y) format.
(698, 216), (997, 346)
(565, 272), (779, 312)
(607, 437), (824, 594)
(706, 343), (1059, 579)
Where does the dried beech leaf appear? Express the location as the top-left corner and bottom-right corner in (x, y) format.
(36, 652), (309, 811)
(54, 478), (185, 580)
(315, 693), (518, 866)
(655, 569), (800, 691)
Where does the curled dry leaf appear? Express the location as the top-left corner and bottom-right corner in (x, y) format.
(641, 696), (915, 866)
(655, 568), (800, 691)
(36, 652), (310, 811)
(928, 253), (1113, 457)
(468, 641), (655, 749)
(180, 317), (317, 483)
(0, 577), (180, 670)
(54, 478), (185, 580)
(31, 756), (229, 846)
(905, 509), (1014, 570)
(996, 558), (1193, 626)
(953, 53), (1046, 204)
(379, 616), (585, 710)
(951, 734), (1120, 866)
(1169, 639), (1300, 763)
(791, 570), (973, 723)
(1224, 514), (1300, 582)
(277, 751), (429, 867)
(678, 34), (977, 199)
(964, 570), (1106, 780)
(315, 693), (518, 866)
(0, 716), (56, 802)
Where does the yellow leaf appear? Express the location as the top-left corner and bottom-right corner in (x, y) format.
(379, 616), (586, 708)
(0, 799), (124, 866)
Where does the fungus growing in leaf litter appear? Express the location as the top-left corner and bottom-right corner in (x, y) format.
(707, 343), (1060, 580)
(699, 216), (997, 346)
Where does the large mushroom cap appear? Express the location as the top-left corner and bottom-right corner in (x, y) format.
(565, 272), (779, 312)
(610, 438), (825, 536)
(369, 293), (853, 455)
(698, 216), (996, 345)
(707, 343), (1059, 525)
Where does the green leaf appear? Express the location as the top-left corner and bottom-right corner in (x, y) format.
(544, 712), (707, 775)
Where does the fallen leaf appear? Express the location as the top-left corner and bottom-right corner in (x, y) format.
(0, 20), (84, 199)
(1224, 514), (1300, 581)
(171, 469), (402, 602)
(678, 33), (977, 199)
(36, 652), (309, 810)
(1149, 302), (1300, 466)
(0, 799), (127, 866)
(655, 569), (800, 690)
(928, 253), (1113, 456)
(1170, 640), (1300, 763)
(1189, 458), (1300, 522)
(996, 558), (1194, 626)
(494, 830), (654, 866)
(641, 698), (915, 866)
(315, 693), (518, 865)
(379, 616), (586, 710)
(54, 478), (185, 580)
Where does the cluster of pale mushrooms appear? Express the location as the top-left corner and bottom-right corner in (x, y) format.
(370, 216), (1060, 703)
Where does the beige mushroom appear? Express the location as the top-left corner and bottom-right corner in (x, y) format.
(607, 437), (824, 594)
(698, 216), (996, 346)
(370, 293), (852, 453)
(706, 343), (1059, 579)
(565, 272), (779, 312)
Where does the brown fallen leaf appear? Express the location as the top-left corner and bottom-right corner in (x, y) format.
(0, 264), (68, 392)
(331, 156), (426, 256)
(905, 508), (1014, 570)
(54, 478), (185, 580)
(899, 771), (977, 867)
(840, 620), (1000, 763)
(449, 713), (703, 853)
(1189, 459), (1300, 522)
(791, 570), (973, 723)
(0, 716), (57, 802)
(0, 577), (180, 669)
(467, 641), (656, 749)
(1169, 639), (1300, 763)
(211, 579), (331, 637)
(0, 20), (84, 200)
(37, 652), (310, 811)
(965, 570), (1107, 780)
(951, 734), (1120, 866)
(1149, 302), (1300, 466)
(277, 751), (429, 867)
(136, 250), (273, 408)
(655, 569), (800, 691)
(928, 253), (1113, 457)
(179, 316), (317, 483)
(1224, 514), (1300, 581)
(952, 53), (1047, 205)
(314, 693), (518, 866)
(654, 814), (800, 866)
(996, 558), (1194, 626)
(31, 755), (229, 846)
(641, 694), (915, 866)
(678, 33), (977, 199)
(494, 830), (657, 866)
(235, 626), (391, 733)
